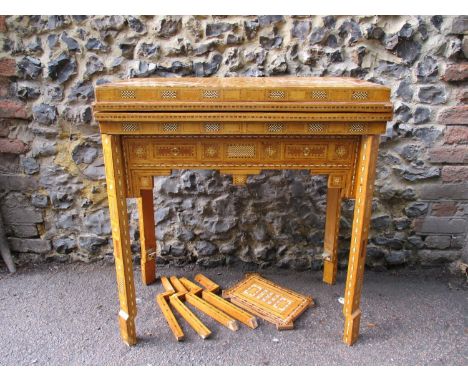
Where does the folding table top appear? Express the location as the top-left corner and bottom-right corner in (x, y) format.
(93, 76), (392, 114)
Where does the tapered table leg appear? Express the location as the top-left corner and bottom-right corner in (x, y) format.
(137, 188), (156, 285)
(343, 135), (379, 346)
(323, 186), (342, 285)
(102, 134), (137, 346)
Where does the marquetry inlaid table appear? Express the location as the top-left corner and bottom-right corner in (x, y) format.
(93, 77), (392, 346)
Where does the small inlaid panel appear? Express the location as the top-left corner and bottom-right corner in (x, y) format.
(202, 143), (221, 159)
(227, 144), (256, 158)
(222, 273), (313, 328)
(154, 144), (196, 158)
(285, 144), (327, 159)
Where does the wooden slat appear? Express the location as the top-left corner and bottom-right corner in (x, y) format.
(156, 292), (184, 341)
(170, 276), (188, 294)
(179, 277), (239, 331)
(169, 293), (211, 339)
(161, 276), (175, 293)
(185, 293), (239, 332)
(202, 290), (258, 329)
(179, 277), (203, 294)
(194, 274), (220, 293)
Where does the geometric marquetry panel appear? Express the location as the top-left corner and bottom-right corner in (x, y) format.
(262, 143), (281, 160)
(284, 144), (327, 159)
(328, 173), (347, 188)
(351, 90), (368, 100)
(120, 89), (136, 99)
(266, 122), (285, 133)
(308, 122), (327, 133)
(227, 144), (256, 158)
(348, 122), (368, 133)
(222, 273), (314, 330)
(133, 144), (148, 159)
(202, 89), (220, 99)
(154, 144), (196, 158)
(161, 90), (177, 99)
(334, 144), (350, 160)
(202, 143), (221, 160)
(311, 90), (328, 100)
(268, 90), (286, 99)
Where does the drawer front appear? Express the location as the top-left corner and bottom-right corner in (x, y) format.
(123, 136), (358, 167)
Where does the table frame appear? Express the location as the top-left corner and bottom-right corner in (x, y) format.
(100, 127), (379, 346)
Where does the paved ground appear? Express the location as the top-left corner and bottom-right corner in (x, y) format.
(0, 261), (466, 366)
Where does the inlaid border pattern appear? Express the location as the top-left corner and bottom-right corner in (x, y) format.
(95, 112), (392, 122)
(102, 121), (385, 136)
(97, 86), (390, 105)
(94, 103), (393, 113)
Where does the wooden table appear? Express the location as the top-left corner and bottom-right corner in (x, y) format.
(93, 77), (392, 346)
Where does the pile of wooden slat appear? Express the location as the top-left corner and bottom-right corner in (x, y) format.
(156, 274), (258, 341)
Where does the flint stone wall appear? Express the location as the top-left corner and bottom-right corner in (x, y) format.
(0, 15), (467, 271)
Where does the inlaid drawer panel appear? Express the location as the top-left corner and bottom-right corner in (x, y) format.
(123, 137), (359, 167)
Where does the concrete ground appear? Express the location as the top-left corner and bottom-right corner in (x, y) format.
(0, 261), (466, 366)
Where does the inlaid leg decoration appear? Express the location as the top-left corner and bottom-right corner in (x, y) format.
(137, 188), (156, 285)
(322, 186), (343, 285)
(102, 134), (137, 346)
(342, 135), (379, 346)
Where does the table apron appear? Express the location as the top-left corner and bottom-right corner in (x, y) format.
(121, 136), (361, 197)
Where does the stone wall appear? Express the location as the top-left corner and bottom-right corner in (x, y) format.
(0, 15), (467, 271)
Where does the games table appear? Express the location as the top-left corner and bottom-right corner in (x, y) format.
(93, 77), (392, 346)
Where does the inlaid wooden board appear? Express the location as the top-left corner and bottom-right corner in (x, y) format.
(122, 136), (359, 166)
(222, 273), (314, 330)
(93, 77), (392, 113)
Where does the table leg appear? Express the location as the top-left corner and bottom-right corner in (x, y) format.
(137, 189), (156, 285)
(322, 186), (342, 285)
(102, 134), (137, 346)
(342, 135), (379, 346)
